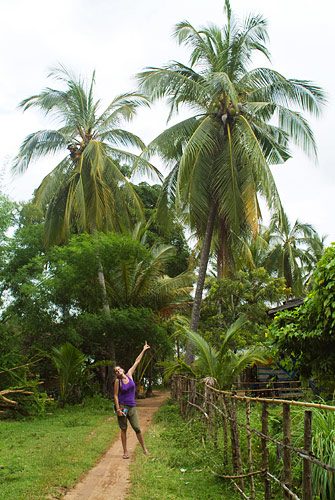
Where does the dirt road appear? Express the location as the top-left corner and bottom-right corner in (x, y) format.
(62, 391), (168, 500)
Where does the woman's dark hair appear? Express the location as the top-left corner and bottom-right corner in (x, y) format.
(113, 364), (124, 373)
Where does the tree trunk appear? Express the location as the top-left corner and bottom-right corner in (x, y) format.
(186, 200), (216, 364)
(91, 225), (116, 366)
(146, 360), (153, 397)
(97, 259), (115, 396)
(216, 220), (228, 322)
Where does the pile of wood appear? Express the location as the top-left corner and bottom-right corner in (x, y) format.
(0, 386), (36, 416)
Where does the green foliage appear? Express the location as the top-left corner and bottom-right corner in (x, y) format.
(51, 342), (87, 405)
(311, 403), (335, 498)
(1, 221), (185, 393)
(131, 182), (191, 277)
(268, 243), (335, 390)
(0, 193), (17, 238)
(201, 268), (289, 349)
(0, 193), (19, 306)
(164, 318), (266, 389)
(0, 323), (26, 388)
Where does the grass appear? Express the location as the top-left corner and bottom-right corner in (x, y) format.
(0, 396), (119, 500)
(127, 399), (243, 500)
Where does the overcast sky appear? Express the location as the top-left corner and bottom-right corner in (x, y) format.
(1, 0), (334, 243)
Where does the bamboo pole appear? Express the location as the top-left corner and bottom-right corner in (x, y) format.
(232, 398), (245, 492)
(207, 385), (335, 412)
(246, 399), (255, 500)
(221, 395), (229, 466)
(224, 395), (238, 473)
(262, 402), (271, 500)
(213, 392), (219, 449)
(283, 403), (292, 500)
(267, 472), (301, 500)
(303, 411), (313, 500)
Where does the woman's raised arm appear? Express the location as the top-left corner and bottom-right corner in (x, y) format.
(127, 343), (150, 377)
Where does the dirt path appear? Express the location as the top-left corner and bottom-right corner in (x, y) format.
(62, 391), (168, 500)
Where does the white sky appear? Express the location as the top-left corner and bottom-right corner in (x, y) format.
(1, 0), (334, 242)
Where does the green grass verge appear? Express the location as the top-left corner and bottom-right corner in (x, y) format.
(0, 397), (119, 500)
(128, 399), (242, 500)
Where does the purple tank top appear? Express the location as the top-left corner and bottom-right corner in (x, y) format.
(119, 375), (136, 406)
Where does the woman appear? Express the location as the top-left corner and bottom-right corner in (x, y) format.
(114, 343), (151, 459)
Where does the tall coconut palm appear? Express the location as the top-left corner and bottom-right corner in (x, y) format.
(13, 65), (159, 245)
(136, 2), (325, 361)
(13, 65), (158, 362)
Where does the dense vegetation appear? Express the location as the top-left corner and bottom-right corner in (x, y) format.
(0, 0), (332, 435)
(268, 243), (335, 392)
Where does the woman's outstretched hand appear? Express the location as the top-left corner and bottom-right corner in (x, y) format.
(143, 343), (151, 351)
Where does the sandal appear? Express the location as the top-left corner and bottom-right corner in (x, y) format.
(122, 453), (130, 459)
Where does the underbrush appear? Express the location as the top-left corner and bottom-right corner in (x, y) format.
(0, 395), (118, 500)
(128, 399), (245, 500)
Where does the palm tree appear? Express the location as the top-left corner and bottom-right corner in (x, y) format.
(51, 342), (86, 406)
(136, 2), (325, 362)
(13, 65), (158, 244)
(266, 210), (323, 296)
(104, 235), (194, 312)
(12, 66), (157, 362)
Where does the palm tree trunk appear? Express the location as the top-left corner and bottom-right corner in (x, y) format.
(217, 222), (228, 321)
(97, 261), (111, 316)
(186, 200), (216, 364)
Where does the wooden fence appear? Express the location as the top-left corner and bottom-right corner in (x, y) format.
(171, 375), (335, 500)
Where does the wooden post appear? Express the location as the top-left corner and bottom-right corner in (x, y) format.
(246, 399), (255, 500)
(221, 395), (228, 466)
(224, 395), (238, 473)
(181, 378), (187, 417)
(262, 401), (271, 500)
(303, 410), (313, 500)
(170, 375), (175, 400)
(213, 392), (219, 449)
(177, 377), (183, 413)
(204, 378), (215, 439)
(189, 378), (196, 406)
(232, 398), (245, 492)
(282, 403), (292, 500)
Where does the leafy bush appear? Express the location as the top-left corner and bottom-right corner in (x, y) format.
(268, 243), (335, 391)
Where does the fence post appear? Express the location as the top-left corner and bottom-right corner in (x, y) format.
(262, 401), (271, 500)
(213, 392), (219, 449)
(303, 410), (313, 500)
(282, 403), (292, 500)
(224, 395), (238, 473)
(246, 399), (255, 500)
(189, 378), (196, 406)
(231, 398), (245, 492)
(171, 375), (176, 400)
(181, 377), (187, 417)
(221, 395), (228, 466)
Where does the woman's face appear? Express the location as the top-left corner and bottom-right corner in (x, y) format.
(114, 366), (124, 378)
